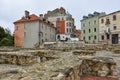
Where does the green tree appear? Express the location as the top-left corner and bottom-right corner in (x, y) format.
(0, 38), (11, 46)
(0, 26), (14, 46)
(0, 26), (5, 41)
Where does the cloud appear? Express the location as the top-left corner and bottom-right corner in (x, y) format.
(0, 0), (120, 32)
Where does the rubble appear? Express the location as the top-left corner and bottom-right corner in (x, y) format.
(81, 57), (117, 78)
(73, 50), (95, 56)
(112, 49), (120, 54)
(0, 50), (55, 65)
(0, 46), (119, 80)
(0, 52), (36, 65)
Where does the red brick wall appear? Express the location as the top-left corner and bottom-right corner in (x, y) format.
(56, 21), (65, 34)
(14, 23), (24, 47)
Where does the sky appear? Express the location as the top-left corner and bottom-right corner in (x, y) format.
(0, 0), (120, 33)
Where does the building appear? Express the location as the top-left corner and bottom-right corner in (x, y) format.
(44, 7), (76, 41)
(99, 10), (120, 44)
(81, 12), (105, 43)
(14, 11), (56, 48)
(75, 29), (81, 41)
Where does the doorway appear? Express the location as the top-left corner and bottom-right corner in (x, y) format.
(112, 34), (118, 44)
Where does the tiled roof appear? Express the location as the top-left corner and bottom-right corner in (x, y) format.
(76, 29), (81, 33)
(14, 14), (55, 28)
(14, 14), (40, 23)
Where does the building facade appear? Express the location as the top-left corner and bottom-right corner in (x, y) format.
(81, 12), (105, 43)
(75, 29), (81, 41)
(14, 11), (56, 48)
(44, 7), (76, 41)
(99, 11), (120, 44)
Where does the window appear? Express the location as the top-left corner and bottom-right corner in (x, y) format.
(106, 18), (110, 24)
(89, 29), (91, 33)
(62, 18), (64, 21)
(107, 34), (110, 39)
(69, 22), (71, 26)
(83, 36), (85, 40)
(24, 32), (26, 37)
(16, 26), (18, 30)
(57, 35), (60, 39)
(101, 35), (104, 40)
(113, 15), (116, 21)
(94, 20), (96, 24)
(67, 28), (69, 33)
(83, 23), (85, 27)
(66, 23), (69, 26)
(101, 19), (104, 23)
(89, 22), (90, 26)
(42, 39), (44, 43)
(89, 36), (91, 40)
(57, 24), (60, 27)
(41, 33), (43, 37)
(57, 18), (60, 21)
(69, 29), (71, 32)
(113, 26), (117, 30)
(94, 28), (96, 32)
(57, 28), (60, 33)
(83, 30), (85, 33)
(94, 35), (97, 40)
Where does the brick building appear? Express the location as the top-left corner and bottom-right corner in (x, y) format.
(14, 11), (56, 48)
(75, 29), (81, 41)
(44, 7), (76, 41)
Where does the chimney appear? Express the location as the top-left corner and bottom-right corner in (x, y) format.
(39, 14), (43, 18)
(25, 10), (29, 19)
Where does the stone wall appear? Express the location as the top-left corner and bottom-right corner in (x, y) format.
(53, 57), (118, 80)
(44, 41), (85, 50)
(0, 50), (55, 65)
(0, 52), (36, 65)
(73, 50), (95, 56)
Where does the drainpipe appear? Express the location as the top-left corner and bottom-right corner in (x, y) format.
(39, 21), (41, 45)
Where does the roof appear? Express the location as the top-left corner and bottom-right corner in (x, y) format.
(14, 14), (55, 28)
(14, 14), (40, 23)
(59, 7), (65, 13)
(99, 10), (120, 18)
(76, 29), (81, 33)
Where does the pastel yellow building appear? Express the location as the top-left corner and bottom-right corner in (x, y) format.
(99, 11), (120, 44)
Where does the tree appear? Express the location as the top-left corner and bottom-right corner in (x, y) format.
(0, 26), (5, 41)
(0, 26), (14, 46)
(0, 38), (11, 46)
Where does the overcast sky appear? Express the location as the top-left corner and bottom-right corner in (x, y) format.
(0, 0), (120, 33)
